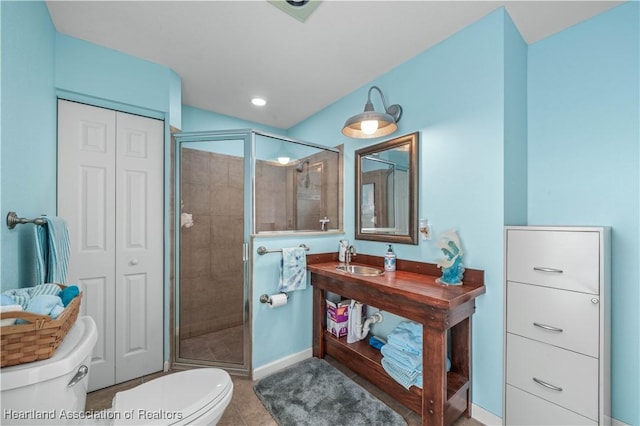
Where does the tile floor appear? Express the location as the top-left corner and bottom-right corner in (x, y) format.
(179, 325), (244, 364)
(85, 356), (484, 426)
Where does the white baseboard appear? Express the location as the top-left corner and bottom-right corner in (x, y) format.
(471, 404), (502, 425)
(252, 348), (312, 381)
(612, 417), (631, 426)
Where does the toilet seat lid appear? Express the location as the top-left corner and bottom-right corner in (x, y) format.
(112, 368), (232, 424)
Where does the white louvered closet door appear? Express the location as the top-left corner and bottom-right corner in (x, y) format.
(57, 100), (163, 391)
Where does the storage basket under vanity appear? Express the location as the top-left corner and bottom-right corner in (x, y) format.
(0, 284), (82, 367)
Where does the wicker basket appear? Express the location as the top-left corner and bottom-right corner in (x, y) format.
(0, 285), (82, 367)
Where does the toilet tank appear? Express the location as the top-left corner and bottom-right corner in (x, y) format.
(1, 316), (98, 425)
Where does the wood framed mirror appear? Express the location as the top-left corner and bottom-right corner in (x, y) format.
(355, 132), (419, 245)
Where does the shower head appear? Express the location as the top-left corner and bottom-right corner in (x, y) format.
(296, 161), (309, 172)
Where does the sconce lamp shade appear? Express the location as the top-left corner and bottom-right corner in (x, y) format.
(342, 86), (402, 139)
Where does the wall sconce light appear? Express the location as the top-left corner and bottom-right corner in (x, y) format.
(342, 86), (403, 139)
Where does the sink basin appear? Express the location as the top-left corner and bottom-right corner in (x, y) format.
(336, 264), (384, 276)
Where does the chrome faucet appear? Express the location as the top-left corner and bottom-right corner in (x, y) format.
(319, 216), (330, 231)
(345, 245), (356, 267)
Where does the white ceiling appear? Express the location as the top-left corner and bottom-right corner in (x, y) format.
(46, 1), (624, 130)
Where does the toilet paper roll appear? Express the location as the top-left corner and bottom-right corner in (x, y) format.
(268, 293), (288, 308)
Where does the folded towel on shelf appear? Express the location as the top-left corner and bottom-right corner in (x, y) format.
(278, 247), (307, 292)
(381, 343), (423, 370)
(35, 216), (70, 284)
(382, 355), (451, 390)
(387, 320), (423, 355)
(381, 357), (420, 390)
(0, 305), (23, 326)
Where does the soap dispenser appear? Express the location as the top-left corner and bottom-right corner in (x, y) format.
(384, 244), (396, 272)
(339, 239), (349, 262)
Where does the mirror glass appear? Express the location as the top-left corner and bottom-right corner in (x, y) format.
(355, 132), (418, 244)
(254, 134), (341, 233)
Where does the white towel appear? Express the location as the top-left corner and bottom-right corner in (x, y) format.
(0, 305), (23, 326)
(35, 216), (70, 284)
(278, 247), (307, 292)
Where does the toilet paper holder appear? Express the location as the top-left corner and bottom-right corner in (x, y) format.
(260, 293), (289, 304)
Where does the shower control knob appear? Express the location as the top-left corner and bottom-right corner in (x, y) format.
(129, 258), (139, 266)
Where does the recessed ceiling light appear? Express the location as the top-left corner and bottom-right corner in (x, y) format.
(251, 97), (267, 106)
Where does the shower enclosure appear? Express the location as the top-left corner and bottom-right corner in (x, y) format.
(173, 130), (340, 375)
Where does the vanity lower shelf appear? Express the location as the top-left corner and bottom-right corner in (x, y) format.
(308, 257), (485, 426)
(323, 331), (469, 417)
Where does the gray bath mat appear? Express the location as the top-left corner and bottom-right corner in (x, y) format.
(253, 357), (407, 426)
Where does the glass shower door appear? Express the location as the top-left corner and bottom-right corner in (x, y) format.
(175, 134), (250, 374)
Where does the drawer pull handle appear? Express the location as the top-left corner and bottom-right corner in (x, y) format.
(533, 377), (563, 392)
(533, 267), (563, 274)
(533, 322), (563, 333)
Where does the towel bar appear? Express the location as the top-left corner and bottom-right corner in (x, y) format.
(256, 244), (309, 255)
(6, 212), (46, 229)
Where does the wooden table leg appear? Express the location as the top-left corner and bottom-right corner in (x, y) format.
(450, 317), (471, 417)
(312, 285), (325, 358)
(422, 325), (447, 426)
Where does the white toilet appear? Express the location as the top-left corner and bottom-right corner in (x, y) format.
(1, 316), (233, 425)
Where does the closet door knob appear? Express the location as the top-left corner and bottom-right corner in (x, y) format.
(130, 258), (139, 265)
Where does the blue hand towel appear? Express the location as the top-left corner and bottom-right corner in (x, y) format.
(1, 288), (31, 310)
(381, 344), (423, 370)
(381, 357), (420, 390)
(16, 295), (64, 324)
(382, 356), (451, 390)
(387, 320), (423, 355)
(35, 216), (70, 284)
(60, 285), (79, 306)
(278, 247), (307, 292)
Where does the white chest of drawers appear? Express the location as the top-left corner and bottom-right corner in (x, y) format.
(504, 226), (610, 425)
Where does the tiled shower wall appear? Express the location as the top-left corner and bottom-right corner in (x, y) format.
(180, 148), (244, 339)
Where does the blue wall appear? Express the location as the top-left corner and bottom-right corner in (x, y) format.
(528, 3), (639, 424)
(1, 1), (56, 289)
(2, 2), (638, 423)
(289, 9), (525, 417)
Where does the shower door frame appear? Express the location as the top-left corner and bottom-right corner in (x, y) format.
(173, 129), (254, 376)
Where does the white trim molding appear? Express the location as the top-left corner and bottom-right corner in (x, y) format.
(252, 348), (312, 381)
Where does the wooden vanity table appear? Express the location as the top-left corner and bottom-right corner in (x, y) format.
(307, 254), (485, 426)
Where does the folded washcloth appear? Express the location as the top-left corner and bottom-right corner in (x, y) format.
(16, 295), (64, 324)
(406, 357), (451, 390)
(35, 216), (70, 284)
(387, 320), (423, 355)
(31, 283), (62, 298)
(1, 288), (31, 310)
(1, 294), (16, 306)
(278, 247), (307, 292)
(381, 354), (451, 390)
(1, 305), (23, 326)
(381, 344), (423, 370)
(381, 357), (420, 390)
(60, 285), (79, 306)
